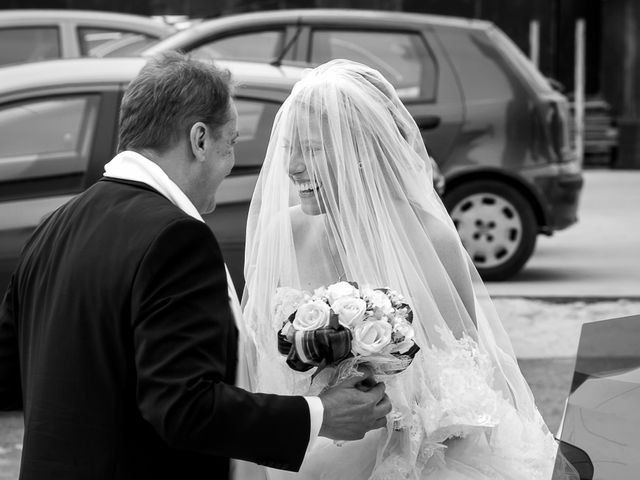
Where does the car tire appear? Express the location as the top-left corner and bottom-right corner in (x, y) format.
(443, 180), (537, 281)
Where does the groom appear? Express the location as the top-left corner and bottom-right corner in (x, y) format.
(0, 52), (391, 479)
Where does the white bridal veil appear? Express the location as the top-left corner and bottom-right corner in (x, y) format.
(241, 60), (564, 478)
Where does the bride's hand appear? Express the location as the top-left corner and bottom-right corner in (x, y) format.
(317, 373), (392, 441)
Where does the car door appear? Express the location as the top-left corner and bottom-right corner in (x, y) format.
(300, 25), (463, 169)
(0, 87), (119, 292)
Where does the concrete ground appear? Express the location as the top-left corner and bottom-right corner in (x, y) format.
(486, 169), (640, 298)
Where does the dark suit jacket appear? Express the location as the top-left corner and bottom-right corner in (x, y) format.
(0, 178), (310, 479)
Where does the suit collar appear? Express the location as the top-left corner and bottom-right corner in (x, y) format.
(99, 176), (162, 195)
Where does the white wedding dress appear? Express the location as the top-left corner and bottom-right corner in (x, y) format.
(239, 60), (574, 480)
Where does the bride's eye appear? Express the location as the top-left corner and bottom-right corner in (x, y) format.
(304, 145), (323, 157)
(281, 143), (295, 155)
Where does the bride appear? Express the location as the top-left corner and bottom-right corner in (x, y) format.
(240, 59), (565, 479)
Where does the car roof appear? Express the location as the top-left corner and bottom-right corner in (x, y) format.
(0, 57), (147, 94)
(0, 9), (174, 36)
(0, 57), (301, 96)
(146, 8), (492, 54)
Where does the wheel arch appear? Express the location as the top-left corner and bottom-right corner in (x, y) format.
(443, 169), (550, 233)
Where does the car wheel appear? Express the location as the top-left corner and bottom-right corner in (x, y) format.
(443, 180), (537, 281)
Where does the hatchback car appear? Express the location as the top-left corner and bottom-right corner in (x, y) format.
(142, 9), (584, 280)
(0, 9), (175, 67)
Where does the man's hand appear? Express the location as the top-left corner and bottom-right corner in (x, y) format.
(317, 372), (392, 441)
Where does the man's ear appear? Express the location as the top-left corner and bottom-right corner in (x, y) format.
(189, 122), (208, 161)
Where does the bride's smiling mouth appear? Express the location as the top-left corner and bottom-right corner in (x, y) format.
(295, 179), (322, 197)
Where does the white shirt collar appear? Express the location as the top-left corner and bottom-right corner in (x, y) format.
(104, 150), (203, 223)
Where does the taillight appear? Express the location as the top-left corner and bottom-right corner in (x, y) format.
(546, 101), (572, 162)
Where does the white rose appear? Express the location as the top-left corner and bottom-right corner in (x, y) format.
(369, 290), (394, 316)
(274, 287), (306, 318)
(391, 321), (416, 354)
(352, 320), (393, 356)
(326, 281), (359, 304)
(360, 287), (375, 299)
(272, 287), (306, 330)
(331, 297), (367, 328)
(292, 300), (330, 331)
(312, 286), (328, 300)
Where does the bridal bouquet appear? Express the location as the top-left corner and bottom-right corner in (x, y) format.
(274, 281), (420, 376)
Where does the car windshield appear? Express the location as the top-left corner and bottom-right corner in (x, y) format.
(487, 27), (554, 94)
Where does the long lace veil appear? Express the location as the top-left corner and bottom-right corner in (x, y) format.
(240, 59), (559, 476)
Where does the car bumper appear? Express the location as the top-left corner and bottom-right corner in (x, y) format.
(537, 170), (584, 232)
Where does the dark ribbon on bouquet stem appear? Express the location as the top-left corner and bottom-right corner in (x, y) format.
(277, 312), (353, 376)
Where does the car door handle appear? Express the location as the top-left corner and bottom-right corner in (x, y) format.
(414, 115), (440, 130)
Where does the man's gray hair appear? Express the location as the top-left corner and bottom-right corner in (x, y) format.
(118, 51), (232, 153)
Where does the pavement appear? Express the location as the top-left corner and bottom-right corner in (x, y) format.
(1, 169), (637, 477)
(485, 169), (640, 299)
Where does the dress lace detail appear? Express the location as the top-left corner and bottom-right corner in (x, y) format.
(419, 328), (503, 443)
(365, 329), (558, 479)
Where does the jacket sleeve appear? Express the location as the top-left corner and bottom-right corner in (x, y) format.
(131, 218), (310, 471)
(0, 276), (23, 410)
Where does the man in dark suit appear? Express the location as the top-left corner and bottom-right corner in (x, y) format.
(0, 52), (391, 479)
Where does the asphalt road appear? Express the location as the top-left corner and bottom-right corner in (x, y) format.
(486, 168), (640, 299)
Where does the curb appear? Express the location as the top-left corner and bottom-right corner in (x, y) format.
(491, 296), (640, 304)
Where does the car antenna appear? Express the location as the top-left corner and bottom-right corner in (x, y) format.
(271, 18), (302, 67)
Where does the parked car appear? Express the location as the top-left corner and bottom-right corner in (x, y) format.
(0, 56), (445, 295)
(0, 57), (267, 293)
(0, 9), (175, 66)
(141, 9), (584, 280)
(552, 313), (640, 479)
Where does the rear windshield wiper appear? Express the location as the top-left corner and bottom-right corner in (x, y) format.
(271, 19), (302, 67)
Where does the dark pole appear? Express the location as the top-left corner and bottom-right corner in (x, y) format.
(474, 0), (482, 18)
(615, 0), (640, 168)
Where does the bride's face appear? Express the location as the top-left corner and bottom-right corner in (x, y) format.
(286, 122), (338, 216)
(287, 129), (325, 216)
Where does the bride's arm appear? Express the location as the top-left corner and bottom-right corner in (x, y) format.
(420, 210), (477, 329)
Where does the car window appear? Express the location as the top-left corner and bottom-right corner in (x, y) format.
(78, 28), (159, 57)
(440, 29), (519, 102)
(0, 27), (61, 66)
(0, 95), (100, 182)
(309, 29), (436, 101)
(487, 27), (554, 95)
(232, 98), (280, 171)
(190, 30), (284, 62)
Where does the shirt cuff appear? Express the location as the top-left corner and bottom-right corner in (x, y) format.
(303, 396), (324, 453)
